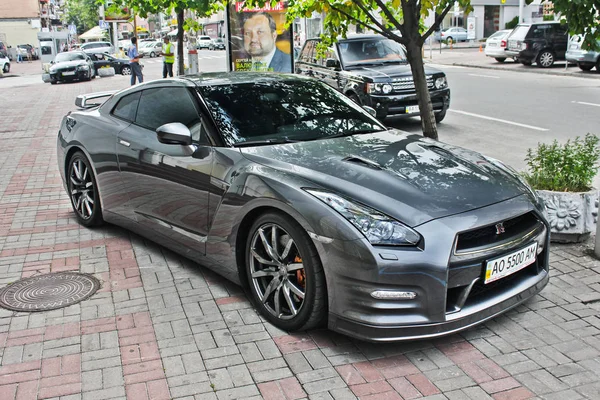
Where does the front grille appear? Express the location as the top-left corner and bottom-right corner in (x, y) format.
(392, 76), (434, 92)
(455, 212), (541, 252)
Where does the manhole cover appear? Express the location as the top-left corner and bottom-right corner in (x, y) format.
(0, 272), (100, 312)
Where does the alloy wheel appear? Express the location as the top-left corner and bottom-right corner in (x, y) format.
(69, 158), (95, 220)
(122, 66), (131, 75)
(249, 223), (306, 320)
(539, 52), (554, 68)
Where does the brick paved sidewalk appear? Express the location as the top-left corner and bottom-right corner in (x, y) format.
(1, 75), (600, 400)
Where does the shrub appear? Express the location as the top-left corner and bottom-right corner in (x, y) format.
(524, 134), (600, 192)
(505, 16), (519, 30)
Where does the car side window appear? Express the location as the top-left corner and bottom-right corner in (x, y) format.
(112, 92), (141, 122)
(135, 87), (209, 144)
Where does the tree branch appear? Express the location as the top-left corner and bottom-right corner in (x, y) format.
(420, 4), (453, 45)
(372, 0), (405, 35)
(353, 0), (405, 43)
(327, 3), (388, 38)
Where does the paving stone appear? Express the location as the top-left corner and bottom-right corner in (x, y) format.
(303, 377), (347, 395)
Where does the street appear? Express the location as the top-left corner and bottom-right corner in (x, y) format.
(2, 51), (600, 400)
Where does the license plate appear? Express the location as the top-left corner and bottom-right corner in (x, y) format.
(485, 242), (537, 284)
(488, 43), (497, 47)
(62, 71), (75, 76)
(405, 105), (419, 114)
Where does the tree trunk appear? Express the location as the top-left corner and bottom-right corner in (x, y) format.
(405, 43), (438, 141)
(177, 9), (184, 76)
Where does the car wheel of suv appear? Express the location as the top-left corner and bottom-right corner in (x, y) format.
(121, 66), (131, 75)
(435, 110), (447, 123)
(495, 58), (506, 63)
(245, 212), (327, 331)
(3, 63), (9, 73)
(578, 63), (594, 72)
(537, 51), (555, 68)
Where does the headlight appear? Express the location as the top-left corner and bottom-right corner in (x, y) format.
(304, 189), (421, 246)
(521, 42), (527, 50)
(366, 83), (383, 94)
(435, 77), (447, 89)
(77, 65), (89, 71)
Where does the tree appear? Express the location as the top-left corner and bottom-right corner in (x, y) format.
(64, 0), (99, 34)
(272, 0), (474, 140)
(108, 0), (213, 74)
(552, 0), (600, 51)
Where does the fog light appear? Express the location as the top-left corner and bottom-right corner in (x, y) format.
(371, 290), (417, 300)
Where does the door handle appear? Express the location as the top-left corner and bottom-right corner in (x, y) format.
(119, 139), (130, 147)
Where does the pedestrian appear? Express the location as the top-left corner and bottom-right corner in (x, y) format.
(160, 36), (174, 78)
(16, 47), (22, 63)
(127, 36), (144, 85)
(26, 47), (32, 62)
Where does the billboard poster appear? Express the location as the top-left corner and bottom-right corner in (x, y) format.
(226, 1), (293, 73)
(467, 17), (476, 40)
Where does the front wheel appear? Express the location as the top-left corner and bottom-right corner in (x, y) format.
(67, 152), (103, 227)
(245, 212), (327, 331)
(435, 110), (447, 123)
(2, 63), (9, 73)
(150, 52), (155, 58)
(495, 58), (506, 63)
(121, 65), (131, 75)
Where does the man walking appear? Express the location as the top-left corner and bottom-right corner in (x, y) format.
(160, 36), (174, 78)
(127, 37), (143, 85)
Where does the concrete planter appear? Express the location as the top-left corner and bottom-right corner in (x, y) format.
(97, 67), (115, 77)
(42, 73), (52, 83)
(536, 189), (599, 243)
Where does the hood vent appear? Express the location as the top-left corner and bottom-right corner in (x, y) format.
(342, 155), (383, 170)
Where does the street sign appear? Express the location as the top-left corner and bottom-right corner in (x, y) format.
(68, 24), (77, 35)
(99, 20), (109, 30)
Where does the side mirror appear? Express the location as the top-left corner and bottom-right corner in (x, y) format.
(156, 122), (192, 146)
(325, 58), (340, 69)
(362, 106), (377, 118)
(50, 60), (54, 64)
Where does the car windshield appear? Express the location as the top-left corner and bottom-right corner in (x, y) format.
(338, 38), (407, 66)
(509, 25), (531, 40)
(489, 30), (508, 39)
(198, 79), (386, 146)
(55, 52), (85, 62)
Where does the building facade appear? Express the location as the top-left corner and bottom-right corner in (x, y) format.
(0, 0), (43, 48)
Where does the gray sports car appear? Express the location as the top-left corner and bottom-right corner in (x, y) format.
(58, 73), (549, 341)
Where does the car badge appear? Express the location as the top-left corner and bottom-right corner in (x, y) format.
(495, 223), (505, 235)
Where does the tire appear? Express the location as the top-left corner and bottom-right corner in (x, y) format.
(150, 52), (155, 58)
(50, 80), (57, 85)
(596, 58), (600, 73)
(245, 212), (327, 331)
(537, 51), (555, 68)
(348, 93), (361, 105)
(446, 36), (453, 43)
(495, 58), (506, 63)
(67, 152), (103, 227)
(3, 63), (9, 73)
(578, 63), (594, 72)
(521, 60), (532, 66)
(435, 110), (447, 123)
(121, 65), (131, 75)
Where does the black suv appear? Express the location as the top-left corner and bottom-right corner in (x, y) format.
(506, 22), (569, 68)
(295, 35), (450, 122)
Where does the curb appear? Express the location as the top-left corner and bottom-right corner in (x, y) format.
(444, 61), (600, 79)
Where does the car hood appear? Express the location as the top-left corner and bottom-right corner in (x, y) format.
(52, 60), (87, 69)
(345, 63), (443, 79)
(240, 130), (529, 227)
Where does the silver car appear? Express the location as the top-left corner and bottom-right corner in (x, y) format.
(57, 73), (549, 341)
(438, 27), (468, 42)
(485, 29), (514, 63)
(81, 41), (115, 55)
(566, 34), (600, 72)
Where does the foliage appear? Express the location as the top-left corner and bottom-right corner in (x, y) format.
(184, 17), (202, 33)
(524, 134), (600, 192)
(505, 16), (519, 30)
(64, 0), (99, 34)
(552, 0), (600, 51)
(543, 15), (554, 22)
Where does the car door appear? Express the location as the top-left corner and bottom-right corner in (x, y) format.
(551, 24), (569, 59)
(116, 85), (214, 254)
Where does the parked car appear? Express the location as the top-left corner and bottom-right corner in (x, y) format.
(118, 39), (132, 51)
(295, 35), (450, 122)
(58, 72), (549, 341)
(0, 52), (9, 73)
(89, 53), (132, 75)
(139, 41), (162, 58)
(47, 51), (95, 84)
(0, 41), (7, 55)
(485, 30), (514, 63)
(197, 36), (213, 50)
(566, 34), (600, 72)
(209, 38), (226, 50)
(81, 41), (115, 55)
(505, 22), (569, 68)
(17, 44), (38, 60)
(437, 27), (468, 42)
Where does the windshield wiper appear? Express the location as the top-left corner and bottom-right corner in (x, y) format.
(233, 138), (300, 148)
(327, 128), (385, 139)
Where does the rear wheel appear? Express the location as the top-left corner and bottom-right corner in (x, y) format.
(495, 57), (506, 63)
(121, 65), (131, 75)
(537, 51), (555, 68)
(596, 58), (600, 73)
(67, 152), (103, 227)
(578, 63), (594, 71)
(245, 212), (327, 331)
(2, 63), (9, 73)
(150, 51), (155, 58)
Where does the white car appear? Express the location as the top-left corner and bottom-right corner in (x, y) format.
(437, 27), (468, 42)
(197, 36), (212, 50)
(0, 53), (9, 73)
(139, 41), (162, 58)
(81, 41), (114, 55)
(485, 29), (514, 63)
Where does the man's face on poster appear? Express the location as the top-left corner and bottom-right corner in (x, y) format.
(243, 15), (277, 57)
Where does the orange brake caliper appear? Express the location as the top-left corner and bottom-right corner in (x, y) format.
(294, 256), (305, 288)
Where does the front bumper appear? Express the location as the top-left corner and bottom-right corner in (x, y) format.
(366, 88), (451, 120)
(318, 195), (549, 342)
(49, 69), (90, 81)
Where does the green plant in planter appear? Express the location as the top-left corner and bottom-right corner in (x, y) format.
(524, 133), (600, 192)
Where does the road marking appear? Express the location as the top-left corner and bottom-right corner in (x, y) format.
(468, 73), (500, 79)
(449, 110), (549, 131)
(574, 101), (600, 108)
